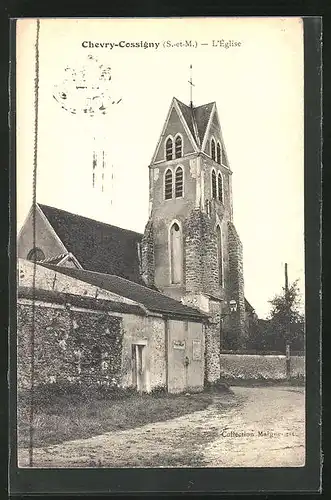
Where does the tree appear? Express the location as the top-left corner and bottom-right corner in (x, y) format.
(267, 279), (305, 352)
(247, 318), (273, 352)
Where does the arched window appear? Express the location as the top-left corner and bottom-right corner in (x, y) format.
(27, 247), (45, 262)
(218, 172), (223, 203)
(175, 166), (183, 198)
(170, 222), (183, 284)
(175, 135), (183, 158)
(216, 142), (221, 164)
(216, 225), (223, 287)
(211, 138), (216, 161)
(166, 137), (173, 161)
(164, 168), (173, 200)
(212, 170), (217, 199)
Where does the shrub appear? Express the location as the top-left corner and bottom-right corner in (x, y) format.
(17, 381), (139, 409)
(204, 378), (232, 394)
(150, 386), (167, 397)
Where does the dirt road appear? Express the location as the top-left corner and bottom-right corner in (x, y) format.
(18, 385), (305, 468)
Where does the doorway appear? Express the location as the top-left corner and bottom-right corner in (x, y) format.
(132, 343), (146, 393)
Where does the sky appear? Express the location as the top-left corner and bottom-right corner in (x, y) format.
(16, 17), (305, 319)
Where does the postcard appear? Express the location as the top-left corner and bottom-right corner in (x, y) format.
(14, 17), (312, 476)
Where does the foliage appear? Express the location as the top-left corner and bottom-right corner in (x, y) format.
(268, 279), (303, 323)
(268, 279), (305, 350)
(247, 280), (305, 352)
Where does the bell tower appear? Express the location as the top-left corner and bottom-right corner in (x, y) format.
(141, 96), (247, 381)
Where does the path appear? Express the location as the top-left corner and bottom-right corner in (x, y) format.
(18, 385), (305, 468)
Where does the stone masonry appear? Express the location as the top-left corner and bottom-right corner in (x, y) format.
(17, 295), (123, 392)
(141, 218), (155, 288)
(225, 221), (247, 349)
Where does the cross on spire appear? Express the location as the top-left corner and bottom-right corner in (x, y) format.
(188, 64), (195, 108)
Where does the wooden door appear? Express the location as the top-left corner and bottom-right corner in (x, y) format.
(186, 327), (204, 391)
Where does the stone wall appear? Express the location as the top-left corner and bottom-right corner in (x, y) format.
(204, 300), (222, 382)
(226, 221), (247, 349)
(219, 353), (305, 381)
(141, 218), (155, 287)
(182, 209), (220, 298)
(184, 209), (203, 293)
(17, 298), (123, 391)
(200, 213), (220, 298)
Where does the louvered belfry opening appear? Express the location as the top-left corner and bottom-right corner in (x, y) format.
(175, 136), (182, 158)
(166, 137), (173, 160)
(211, 138), (216, 161)
(217, 142), (221, 164)
(165, 168), (173, 199)
(175, 167), (183, 198)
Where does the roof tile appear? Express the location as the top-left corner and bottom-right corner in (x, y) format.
(38, 204), (145, 285)
(40, 263), (207, 319)
(175, 98), (215, 146)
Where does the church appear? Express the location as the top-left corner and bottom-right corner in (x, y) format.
(17, 96), (253, 391)
(140, 97), (248, 356)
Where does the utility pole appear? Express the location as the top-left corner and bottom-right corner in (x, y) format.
(29, 17), (40, 468)
(285, 263), (291, 379)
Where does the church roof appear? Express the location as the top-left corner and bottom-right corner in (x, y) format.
(244, 298), (255, 314)
(175, 98), (215, 146)
(175, 99), (197, 142)
(40, 264), (207, 320)
(38, 204), (145, 285)
(18, 286), (147, 316)
(193, 102), (215, 144)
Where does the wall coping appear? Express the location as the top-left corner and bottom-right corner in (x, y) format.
(220, 350), (305, 356)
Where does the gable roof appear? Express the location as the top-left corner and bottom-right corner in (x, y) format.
(40, 264), (207, 320)
(151, 97), (216, 163)
(38, 204), (145, 286)
(175, 99), (198, 144)
(175, 98), (215, 147)
(245, 298), (256, 314)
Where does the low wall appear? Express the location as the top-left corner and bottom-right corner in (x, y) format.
(219, 353), (305, 381)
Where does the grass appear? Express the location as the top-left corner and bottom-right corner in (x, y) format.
(17, 386), (215, 449)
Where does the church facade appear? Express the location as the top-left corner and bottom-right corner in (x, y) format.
(17, 96), (250, 389)
(141, 97), (247, 381)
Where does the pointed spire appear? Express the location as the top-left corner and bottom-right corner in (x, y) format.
(188, 64), (195, 108)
